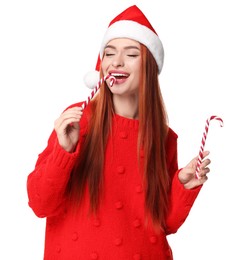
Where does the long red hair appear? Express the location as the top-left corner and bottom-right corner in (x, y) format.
(66, 44), (170, 229)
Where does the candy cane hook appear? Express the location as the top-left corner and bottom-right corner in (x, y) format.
(195, 115), (224, 179)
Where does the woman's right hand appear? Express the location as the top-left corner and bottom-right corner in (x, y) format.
(54, 106), (83, 152)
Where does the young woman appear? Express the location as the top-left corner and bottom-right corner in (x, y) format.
(27, 5), (210, 260)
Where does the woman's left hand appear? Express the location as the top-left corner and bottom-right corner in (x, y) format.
(178, 151), (211, 189)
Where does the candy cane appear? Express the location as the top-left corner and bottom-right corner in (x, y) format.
(195, 115), (224, 179)
(81, 74), (116, 110)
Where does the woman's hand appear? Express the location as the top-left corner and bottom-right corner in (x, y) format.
(178, 151), (211, 189)
(54, 107), (83, 152)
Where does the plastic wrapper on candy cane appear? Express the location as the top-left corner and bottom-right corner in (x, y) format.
(81, 74), (116, 110)
(195, 115), (224, 179)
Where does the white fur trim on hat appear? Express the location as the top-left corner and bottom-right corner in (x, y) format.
(100, 20), (164, 74)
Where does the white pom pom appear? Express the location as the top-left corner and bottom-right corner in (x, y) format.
(83, 71), (100, 89)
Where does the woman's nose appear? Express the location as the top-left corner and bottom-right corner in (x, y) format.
(112, 54), (124, 67)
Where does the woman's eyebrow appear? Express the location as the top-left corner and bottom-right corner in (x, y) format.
(124, 46), (140, 51)
(105, 45), (116, 50)
(105, 45), (140, 51)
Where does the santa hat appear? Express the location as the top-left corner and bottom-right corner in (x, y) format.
(84, 5), (164, 89)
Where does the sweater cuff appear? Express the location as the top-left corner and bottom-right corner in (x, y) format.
(172, 169), (202, 206)
(49, 140), (81, 172)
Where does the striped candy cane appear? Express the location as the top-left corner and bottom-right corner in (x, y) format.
(81, 74), (116, 110)
(195, 115), (224, 179)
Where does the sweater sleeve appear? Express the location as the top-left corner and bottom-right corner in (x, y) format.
(165, 128), (202, 235)
(26, 102), (87, 218)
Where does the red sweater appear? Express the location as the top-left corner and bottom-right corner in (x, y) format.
(27, 102), (202, 260)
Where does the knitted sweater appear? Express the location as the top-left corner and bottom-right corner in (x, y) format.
(27, 102), (202, 260)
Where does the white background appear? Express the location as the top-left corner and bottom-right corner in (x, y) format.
(0, 0), (242, 259)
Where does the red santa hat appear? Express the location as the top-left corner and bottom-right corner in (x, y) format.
(84, 5), (164, 89)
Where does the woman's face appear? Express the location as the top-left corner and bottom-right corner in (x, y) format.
(101, 38), (141, 97)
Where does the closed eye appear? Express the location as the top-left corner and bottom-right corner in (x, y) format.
(127, 54), (139, 57)
(105, 53), (115, 57)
